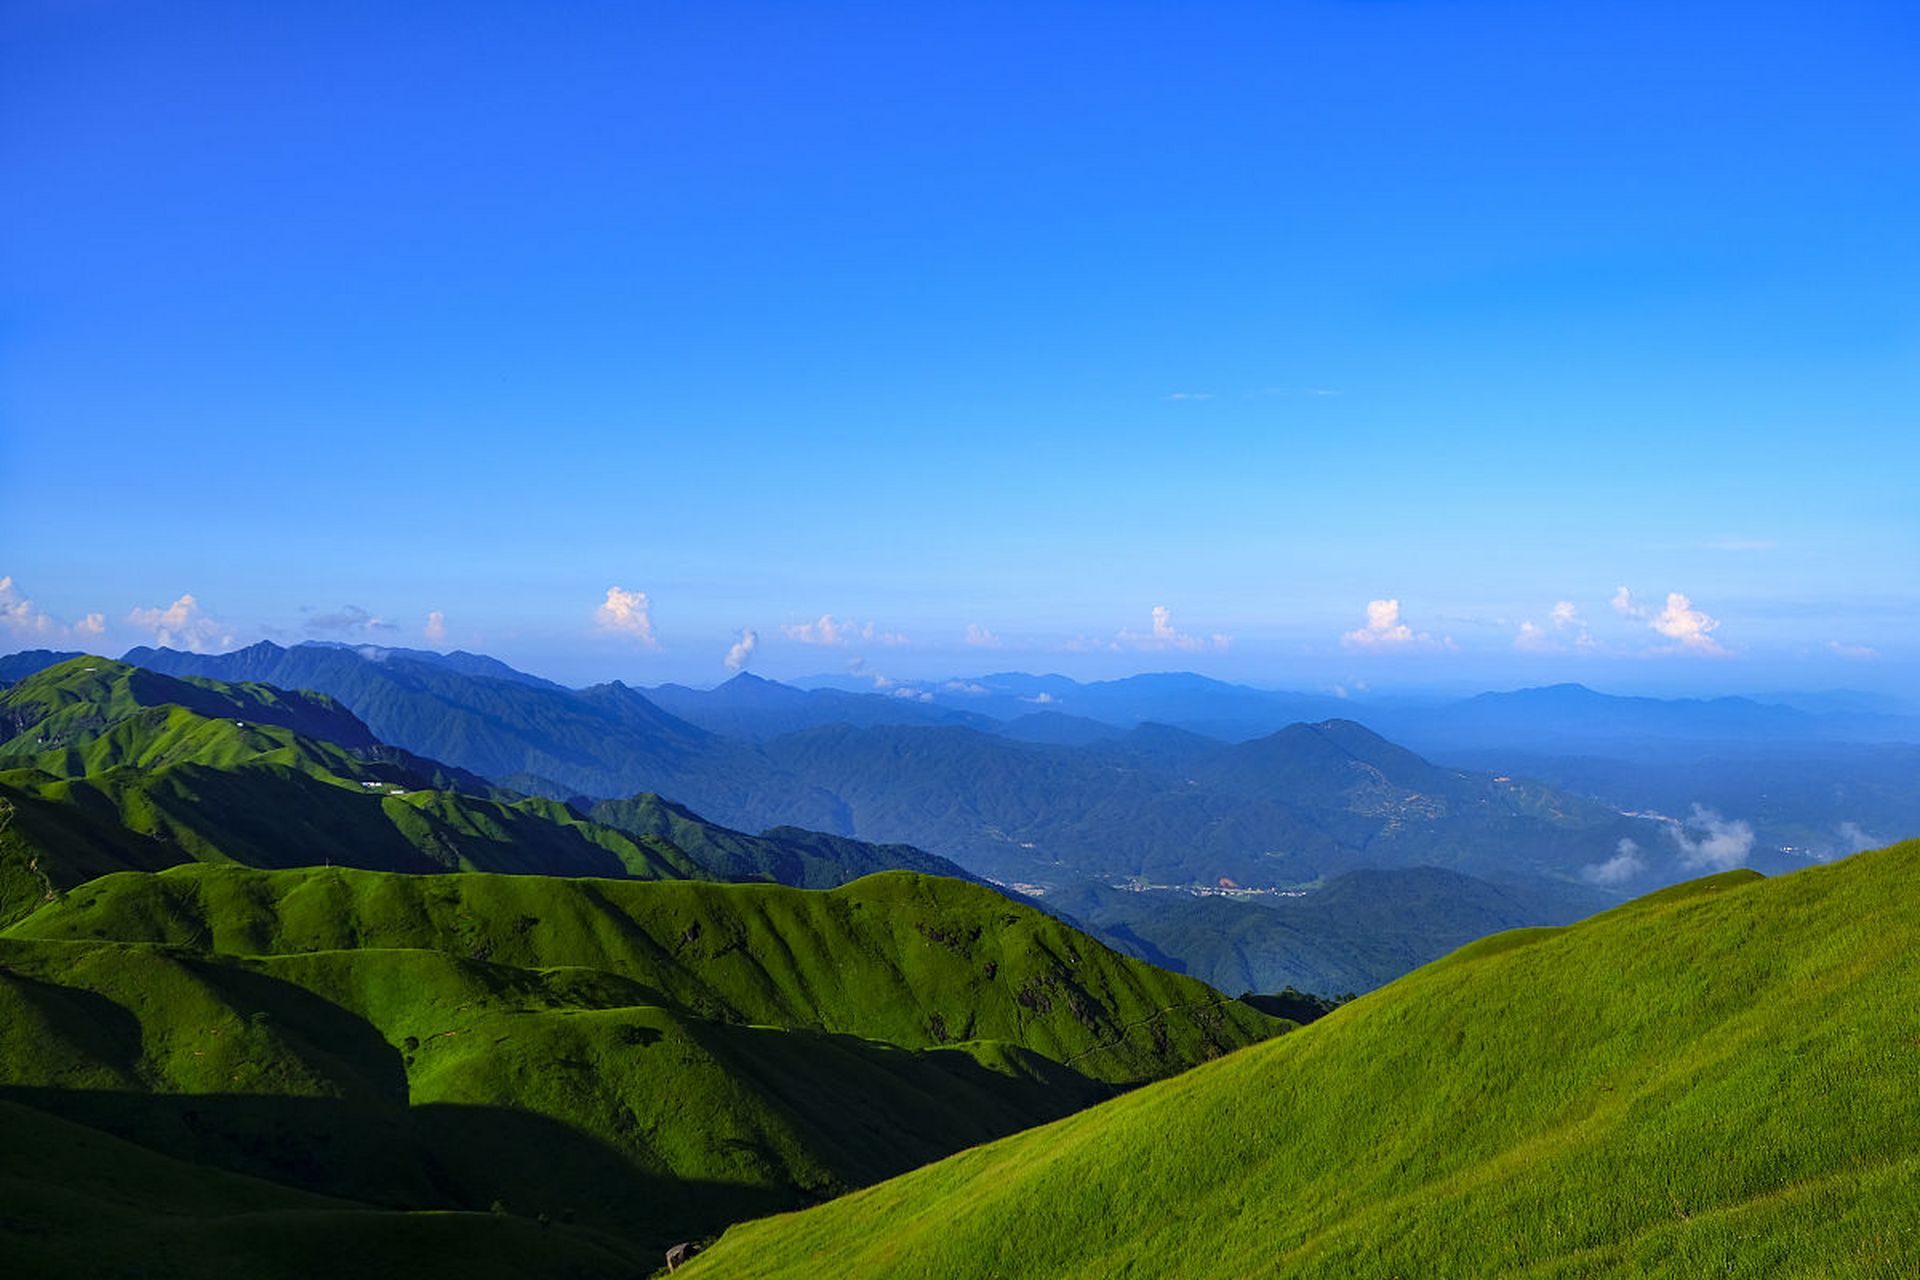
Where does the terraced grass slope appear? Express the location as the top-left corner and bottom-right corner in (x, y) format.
(684, 841), (1920, 1278)
(0, 864), (1281, 1266)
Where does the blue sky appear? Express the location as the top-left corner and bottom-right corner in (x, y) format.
(4, 0), (1916, 693)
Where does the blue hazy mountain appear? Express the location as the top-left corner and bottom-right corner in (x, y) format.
(0, 649), (83, 686)
(645, 671), (998, 739)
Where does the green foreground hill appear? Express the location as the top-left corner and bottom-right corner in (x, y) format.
(0, 863), (1279, 1270)
(684, 840), (1920, 1279)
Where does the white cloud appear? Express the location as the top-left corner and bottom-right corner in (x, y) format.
(1649, 592), (1725, 655)
(1512, 620), (1555, 653)
(1, 576), (106, 643)
(1165, 392), (1214, 401)
(1828, 640), (1879, 661)
(784, 614), (856, 646)
(1614, 586), (1729, 656)
(1515, 600), (1597, 653)
(594, 586), (660, 648)
(127, 593), (235, 653)
(1668, 805), (1754, 871)
(943, 680), (989, 694)
(781, 614), (907, 647)
(1023, 691), (1058, 705)
(890, 687), (934, 702)
(964, 623), (1004, 649)
(306, 604), (395, 635)
(1116, 605), (1230, 653)
(1583, 838), (1647, 886)
(1342, 598), (1449, 652)
(424, 610), (447, 643)
(724, 627), (758, 671)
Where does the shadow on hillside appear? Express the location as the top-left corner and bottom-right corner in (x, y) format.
(0, 1086), (792, 1257)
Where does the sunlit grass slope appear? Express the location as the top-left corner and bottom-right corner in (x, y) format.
(686, 842), (1920, 1279)
(0, 864), (1280, 1260)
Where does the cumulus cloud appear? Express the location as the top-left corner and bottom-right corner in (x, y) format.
(1649, 592), (1725, 655)
(1668, 805), (1754, 871)
(595, 586), (660, 648)
(1342, 599), (1448, 651)
(781, 614), (907, 647)
(890, 687), (933, 702)
(1023, 691), (1058, 705)
(1, 576), (108, 643)
(964, 623), (1004, 649)
(424, 610), (448, 643)
(1828, 640), (1879, 661)
(1512, 621), (1559, 652)
(1583, 838), (1647, 886)
(943, 680), (990, 695)
(724, 627), (758, 671)
(127, 593), (236, 653)
(1514, 600), (1597, 653)
(1614, 586), (1729, 656)
(306, 604), (396, 635)
(1116, 605), (1230, 653)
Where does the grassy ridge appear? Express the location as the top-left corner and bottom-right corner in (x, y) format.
(0, 864), (1281, 1261)
(588, 791), (978, 888)
(684, 843), (1920, 1278)
(9, 864), (1275, 1081)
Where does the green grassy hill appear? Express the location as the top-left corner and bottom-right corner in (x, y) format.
(588, 791), (980, 889)
(0, 864), (1281, 1267)
(682, 841), (1920, 1278)
(0, 658), (707, 924)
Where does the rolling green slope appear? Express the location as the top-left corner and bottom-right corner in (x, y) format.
(0, 864), (1282, 1264)
(684, 841), (1920, 1278)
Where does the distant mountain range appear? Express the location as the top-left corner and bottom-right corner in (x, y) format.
(43, 642), (1901, 887)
